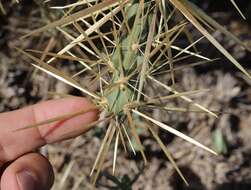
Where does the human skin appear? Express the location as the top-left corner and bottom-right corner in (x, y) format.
(0, 97), (98, 190)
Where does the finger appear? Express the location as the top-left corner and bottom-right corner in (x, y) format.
(1, 153), (54, 190)
(0, 97), (98, 163)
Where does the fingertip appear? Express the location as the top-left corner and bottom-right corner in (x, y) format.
(34, 96), (98, 120)
(69, 96), (99, 121)
(35, 96), (99, 129)
(35, 97), (99, 143)
(0, 96), (99, 163)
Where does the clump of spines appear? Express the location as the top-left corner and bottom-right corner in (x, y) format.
(18, 0), (250, 186)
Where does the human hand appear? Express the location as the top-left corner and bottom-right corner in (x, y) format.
(0, 97), (98, 190)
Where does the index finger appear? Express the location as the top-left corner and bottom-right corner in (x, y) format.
(0, 97), (98, 164)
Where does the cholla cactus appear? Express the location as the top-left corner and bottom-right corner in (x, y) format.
(18, 0), (250, 185)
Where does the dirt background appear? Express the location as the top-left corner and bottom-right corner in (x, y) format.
(0, 1), (251, 190)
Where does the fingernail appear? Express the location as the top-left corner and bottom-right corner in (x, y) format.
(16, 170), (37, 190)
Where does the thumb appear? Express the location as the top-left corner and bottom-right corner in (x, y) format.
(1, 153), (54, 190)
